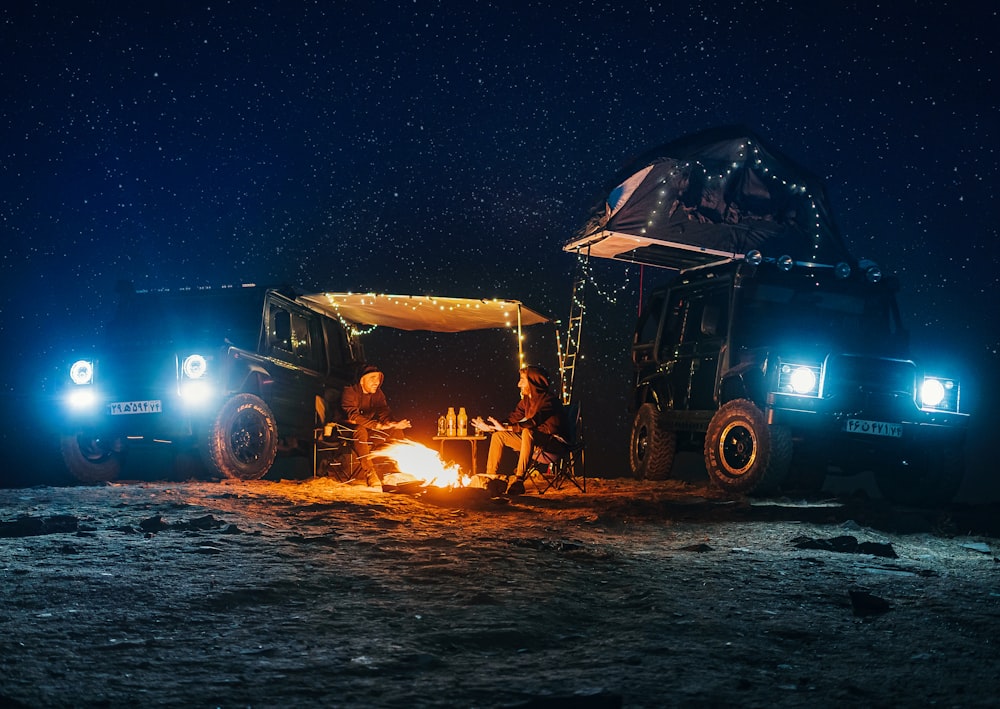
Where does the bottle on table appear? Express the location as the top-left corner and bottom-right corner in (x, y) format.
(437, 414), (446, 436)
(446, 407), (456, 436)
(457, 407), (468, 437)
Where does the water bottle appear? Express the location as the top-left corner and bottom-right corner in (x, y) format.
(446, 407), (457, 436)
(457, 407), (468, 437)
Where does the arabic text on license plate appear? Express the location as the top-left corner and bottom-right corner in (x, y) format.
(108, 400), (162, 415)
(845, 419), (902, 438)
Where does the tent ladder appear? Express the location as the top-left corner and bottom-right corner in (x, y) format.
(558, 257), (587, 405)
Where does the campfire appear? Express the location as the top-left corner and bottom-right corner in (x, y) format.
(376, 441), (470, 489)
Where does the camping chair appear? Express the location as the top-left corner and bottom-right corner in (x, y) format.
(313, 423), (357, 482)
(526, 400), (585, 494)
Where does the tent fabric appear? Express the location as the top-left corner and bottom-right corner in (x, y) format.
(565, 125), (856, 271)
(299, 293), (550, 333)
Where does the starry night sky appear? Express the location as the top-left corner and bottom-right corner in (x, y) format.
(2, 1), (997, 493)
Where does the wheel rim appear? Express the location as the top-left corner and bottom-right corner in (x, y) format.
(78, 436), (114, 463)
(635, 423), (649, 464)
(719, 420), (756, 475)
(229, 409), (268, 465)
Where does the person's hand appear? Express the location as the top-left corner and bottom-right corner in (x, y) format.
(487, 416), (506, 430)
(471, 416), (489, 432)
(396, 419), (411, 430)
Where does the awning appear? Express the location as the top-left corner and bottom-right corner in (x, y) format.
(299, 292), (551, 333)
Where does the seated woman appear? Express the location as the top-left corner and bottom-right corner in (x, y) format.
(473, 365), (568, 496)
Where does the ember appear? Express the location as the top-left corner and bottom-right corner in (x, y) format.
(377, 441), (469, 488)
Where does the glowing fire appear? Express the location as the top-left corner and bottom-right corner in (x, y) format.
(377, 441), (470, 488)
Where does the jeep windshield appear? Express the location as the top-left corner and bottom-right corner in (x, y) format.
(732, 277), (908, 358)
(103, 288), (264, 350)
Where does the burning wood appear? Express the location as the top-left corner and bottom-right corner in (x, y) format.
(376, 441), (470, 489)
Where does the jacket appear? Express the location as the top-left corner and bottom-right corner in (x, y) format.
(505, 366), (567, 440)
(341, 365), (393, 427)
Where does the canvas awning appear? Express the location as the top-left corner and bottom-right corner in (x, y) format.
(299, 292), (550, 333)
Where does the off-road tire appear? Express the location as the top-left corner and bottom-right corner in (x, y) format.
(704, 399), (792, 494)
(60, 432), (124, 483)
(629, 403), (677, 480)
(203, 393), (278, 480)
(874, 446), (964, 508)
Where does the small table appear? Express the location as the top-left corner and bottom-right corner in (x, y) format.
(433, 434), (486, 476)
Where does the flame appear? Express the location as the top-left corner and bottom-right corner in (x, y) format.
(376, 441), (470, 488)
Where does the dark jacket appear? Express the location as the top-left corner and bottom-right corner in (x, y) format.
(505, 366), (567, 440)
(341, 365), (392, 428)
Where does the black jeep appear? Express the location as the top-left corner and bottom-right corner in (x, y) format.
(59, 283), (362, 482)
(629, 255), (969, 506)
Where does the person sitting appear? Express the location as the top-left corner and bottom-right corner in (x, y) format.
(341, 364), (411, 487)
(473, 365), (568, 496)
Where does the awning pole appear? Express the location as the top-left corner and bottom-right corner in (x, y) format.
(516, 304), (524, 371)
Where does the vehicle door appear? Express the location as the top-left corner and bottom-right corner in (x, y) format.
(264, 296), (327, 432)
(660, 281), (730, 411)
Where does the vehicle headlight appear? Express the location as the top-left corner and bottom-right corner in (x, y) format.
(182, 354), (208, 379)
(920, 375), (959, 412)
(70, 359), (94, 385)
(779, 361), (822, 396)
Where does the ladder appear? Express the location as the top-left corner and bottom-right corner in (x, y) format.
(558, 268), (586, 405)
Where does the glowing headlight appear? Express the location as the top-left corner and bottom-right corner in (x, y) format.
(777, 255), (794, 272)
(779, 362), (822, 396)
(789, 366), (818, 394)
(70, 360), (94, 385)
(182, 354), (207, 379)
(919, 375), (961, 413)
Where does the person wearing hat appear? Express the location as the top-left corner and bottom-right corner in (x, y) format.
(341, 364), (411, 487)
(473, 365), (568, 496)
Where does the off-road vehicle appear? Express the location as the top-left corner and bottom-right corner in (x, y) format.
(628, 255), (969, 505)
(59, 283), (362, 482)
(563, 125), (969, 506)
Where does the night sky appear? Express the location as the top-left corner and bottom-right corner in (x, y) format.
(1, 2), (997, 493)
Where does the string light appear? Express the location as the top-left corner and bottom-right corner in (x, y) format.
(626, 139), (828, 265)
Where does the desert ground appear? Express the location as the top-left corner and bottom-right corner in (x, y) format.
(2, 459), (999, 708)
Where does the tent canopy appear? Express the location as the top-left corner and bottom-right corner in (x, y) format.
(565, 125), (856, 271)
(299, 292), (550, 333)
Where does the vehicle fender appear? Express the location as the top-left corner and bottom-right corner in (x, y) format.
(718, 360), (764, 405)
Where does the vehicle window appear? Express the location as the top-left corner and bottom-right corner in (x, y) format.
(635, 291), (665, 347)
(657, 293), (689, 358)
(270, 308), (293, 353)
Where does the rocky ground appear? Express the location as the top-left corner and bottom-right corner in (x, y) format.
(2, 469), (999, 708)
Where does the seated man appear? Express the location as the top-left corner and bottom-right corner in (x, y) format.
(473, 365), (568, 496)
(341, 364), (411, 487)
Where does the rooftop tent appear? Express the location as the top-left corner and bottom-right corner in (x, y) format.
(564, 125), (856, 271)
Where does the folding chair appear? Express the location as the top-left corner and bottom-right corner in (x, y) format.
(313, 423), (357, 482)
(527, 400), (585, 494)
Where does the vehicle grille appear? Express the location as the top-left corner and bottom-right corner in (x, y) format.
(823, 355), (916, 416)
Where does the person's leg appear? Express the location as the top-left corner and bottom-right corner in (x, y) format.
(352, 425), (379, 484)
(513, 429), (536, 479)
(485, 430), (520, 477)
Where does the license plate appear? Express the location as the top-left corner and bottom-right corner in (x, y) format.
(108, 400), (162, 415)
(844, 419), (902, 438)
